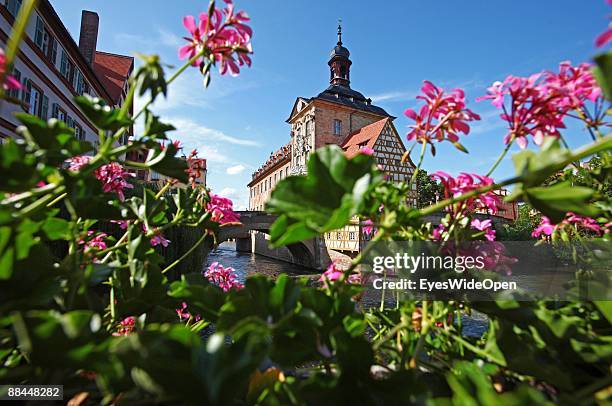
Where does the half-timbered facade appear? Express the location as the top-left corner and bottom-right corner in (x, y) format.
(0, 1), (133, 147)
(248, 24), (416, 252)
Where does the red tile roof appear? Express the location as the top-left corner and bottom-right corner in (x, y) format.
(93, 51), (134, 104)
(341, 118), (389, 158)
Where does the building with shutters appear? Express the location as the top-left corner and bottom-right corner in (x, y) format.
(0, 0), (133, 148)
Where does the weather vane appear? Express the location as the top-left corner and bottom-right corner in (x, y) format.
(337, 18), (342, 45)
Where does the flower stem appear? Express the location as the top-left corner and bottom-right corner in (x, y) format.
(485, 138), (513, 177)
(161, 231), (210, 274)
(409, 140), (427, 189)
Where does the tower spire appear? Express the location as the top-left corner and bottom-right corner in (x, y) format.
(328, 19), (352, 87)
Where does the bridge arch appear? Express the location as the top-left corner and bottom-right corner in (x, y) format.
(217, 211), (317, 269)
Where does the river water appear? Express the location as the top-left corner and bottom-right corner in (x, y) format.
(206, 242), (489, 336)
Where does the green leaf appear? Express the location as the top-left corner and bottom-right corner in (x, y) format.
(145, 144), (189, 184)
(142, 110), (174, 141)
(0, 246), (14, 280)
(523, 181), (599, 223)
(594, 301), (612, 324)
(267, 145), (382, 246)
(511, 137), (611, 196)
(134, 53), (168, 102)
(74, 95), (132, 131)
(593, 52), (612, 100)
(41, 217), (70, 240)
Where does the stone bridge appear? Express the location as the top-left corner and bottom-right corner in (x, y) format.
(219, 211), (323, 269)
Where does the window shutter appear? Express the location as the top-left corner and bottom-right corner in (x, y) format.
(49, 37), (57, 65)
(66, 115), (73, 128)
(51, 103), (59, 118)
(40, 95), (49, 120)
(21, 78), (31, 104)
(9, 69), (20, 99)
(76, 71), (84, 95)
(60, 51), (68, 78)
(34, 16), (44, 48)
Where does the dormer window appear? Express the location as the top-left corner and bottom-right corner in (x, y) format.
(333, 119), (342, 135)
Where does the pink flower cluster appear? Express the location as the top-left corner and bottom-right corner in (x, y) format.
(362, 219), (374, 237)
(204, 262), (244, 292)
(68, 157), (134, 201)
(179, 0), (253, 76)
(94, 162), (135, 202)
(0, 49), (21, 91)
(404, 81), (480, 144)
(142, 225), (171, 247)
(471, 219), (496, 241)
(150, 231), (171, 248)
(176, 302), (201, 322)
(359, 146), (375, 156)
(532, 213), (608, 238)
(186, 149), (207, 188)
(477, 62), (602, 149)
(67, 156), (92, 171)
(112, 316), (136, 337)
(432, 171), (499, 215)
(207, 193), (240, 224)
(318, 261), (361, 288)
(79, 231), (108, 252)
(471, 242), (517, 275)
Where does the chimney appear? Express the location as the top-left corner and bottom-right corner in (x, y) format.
(78, 10), (99, 65)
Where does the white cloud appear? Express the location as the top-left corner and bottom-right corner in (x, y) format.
(162, 116), (260, 146)
(215, 187), (249, 210)
(226, 164), (246, 175)
(196, 145), (230, 163)
(114, 27), (183, 52)
(217, 187), (237, 198)
(369, 90), (418, 103)
(157, 28), (183, 48)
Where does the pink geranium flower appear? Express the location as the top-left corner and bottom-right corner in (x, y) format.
(533, 212), (606, 238)
(477, 62), (602, 149)
(204, 262), (244, 292)
(404, 80), (480, 145)
(79, 231), (108, 252)
(150, 231), (171, 247)
(94, 162), (134, 202)
(112, 316), (136, 337)
(595, 27), (612, 47)
(179, 0), (253, 76)
(207, 193), (240, 224)
(359, 146), (375, 156)
(0, 49), (21, 91)
(319, 261), (361, 288)
(67, 155), (92, 171)
(471, 218), (496, 241)
(432, 171), (499, 215)
(362, 219), (374, 236)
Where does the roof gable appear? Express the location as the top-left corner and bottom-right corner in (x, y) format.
(341, 118), (389, 158)
(286, 97), (311, 123)
(93, 51), (134, 104)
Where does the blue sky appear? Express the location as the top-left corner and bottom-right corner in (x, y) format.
(50, 0), (610, 209)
